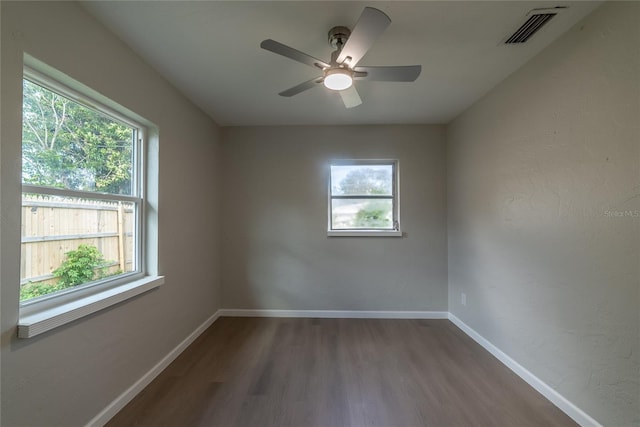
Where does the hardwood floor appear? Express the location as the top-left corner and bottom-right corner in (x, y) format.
(107, 317), (577, 427)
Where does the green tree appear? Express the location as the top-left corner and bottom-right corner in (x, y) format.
(22, 79), (133, 194)
(339, 167), (391, 195)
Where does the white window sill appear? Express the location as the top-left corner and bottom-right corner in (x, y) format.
(327, 230), (403, 237)
(18, 276), (164, 338)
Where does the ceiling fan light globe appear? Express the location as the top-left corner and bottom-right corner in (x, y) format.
(324, 69), (353, 91)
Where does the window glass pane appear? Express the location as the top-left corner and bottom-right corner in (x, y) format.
(20, 194), (136, 301)
(331, 199), (393, 229)
(331, 165), (393, 196)
(22, 79), (135, 196)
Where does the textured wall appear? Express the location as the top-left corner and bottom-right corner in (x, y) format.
(221, 125), (447, 312)
(447, 2), (639, 426)
(1, 2), (222, 425)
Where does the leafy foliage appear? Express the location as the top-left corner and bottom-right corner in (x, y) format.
(19, 245), (119, 300)
(22, 79), (134, 194)
(53, 244), (110, 287)
(354, 198), (393, 228)
(354, 208), (388, 228)
(19, 281), (69, 301)
(339, 167), (391, 195)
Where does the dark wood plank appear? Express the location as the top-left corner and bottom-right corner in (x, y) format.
(107, 318), (577, 427)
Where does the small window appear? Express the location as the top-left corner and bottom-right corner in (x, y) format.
(20, 69), (144, 303)
(328, 160), (401, 237)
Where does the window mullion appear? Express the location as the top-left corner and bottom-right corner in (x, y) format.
(330, 195), (393, 200)
(22, 184), (141, 204)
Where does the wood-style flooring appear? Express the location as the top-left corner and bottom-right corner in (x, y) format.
(107, 317), (577, 427)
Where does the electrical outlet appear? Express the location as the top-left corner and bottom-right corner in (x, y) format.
(461, 292), (467, 306)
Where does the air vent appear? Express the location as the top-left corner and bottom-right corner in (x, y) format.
(505, 13), (556, 44)
(504, 7), (567, 44)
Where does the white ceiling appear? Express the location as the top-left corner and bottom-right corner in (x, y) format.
(81, 1), (601, 126)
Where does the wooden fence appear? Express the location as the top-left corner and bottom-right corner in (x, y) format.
(21, 195), (134, 287)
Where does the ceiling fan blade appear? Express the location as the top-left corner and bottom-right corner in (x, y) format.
(339, 86), (362, 108)
(279, 77), (324, 97)
(354, 65), (422, 82)
(336, 7), (391, 67)
(261, 39), (330, 70)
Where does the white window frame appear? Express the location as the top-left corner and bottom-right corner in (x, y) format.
(18, 61), (163, 338)
(327, 159), (402, 237)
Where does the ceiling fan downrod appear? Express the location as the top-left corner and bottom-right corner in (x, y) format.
(328, 26), (351, 53)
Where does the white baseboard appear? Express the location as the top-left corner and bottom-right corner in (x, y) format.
(448, 313), (601, 427)
(218, 308), (449, 319)
(86, 310), (222, 427)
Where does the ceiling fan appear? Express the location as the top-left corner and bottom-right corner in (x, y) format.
(260, 7), (422, 108)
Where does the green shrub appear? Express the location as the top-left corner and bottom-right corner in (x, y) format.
(355, 207), (391, 228)
(53, 244), (109, 287)
(20, 281), (67, 300)
(19, 245), (113, 301)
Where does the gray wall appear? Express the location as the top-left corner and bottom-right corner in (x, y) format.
(446, 2), (639, 426)
(1, 2), (637, 426)
(221, 125), (447, 311)
(1, 2), (222, 425)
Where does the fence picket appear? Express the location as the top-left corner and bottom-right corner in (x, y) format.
(20, 195), (134, 286)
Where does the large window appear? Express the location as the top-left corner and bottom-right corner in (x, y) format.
(328, 160), (401, 236)
(20, 69), (144, 303)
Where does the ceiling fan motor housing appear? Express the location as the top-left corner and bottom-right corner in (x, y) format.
(328, 26), (351, 50)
